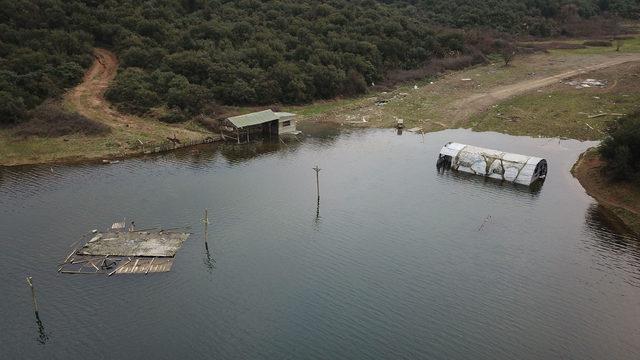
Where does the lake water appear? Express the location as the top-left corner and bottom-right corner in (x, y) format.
(1, 128), (639, 359)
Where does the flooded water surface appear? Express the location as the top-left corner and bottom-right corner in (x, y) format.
(1, 128), (639, 359)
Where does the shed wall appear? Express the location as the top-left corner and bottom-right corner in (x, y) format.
(278, 115), (297, 134)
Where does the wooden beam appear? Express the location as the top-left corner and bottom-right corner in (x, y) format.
(145, 257), (155, 275)
(108, 258), (131, 277)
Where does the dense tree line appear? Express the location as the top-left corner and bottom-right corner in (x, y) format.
(407, 0), (638, 36)
(102, 0), (470, 117)
(0, 0), (637, 125)
(0, 0), (94, 124)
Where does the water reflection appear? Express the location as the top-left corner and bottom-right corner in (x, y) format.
(313, 195), (321, 230)
(202, 210), (216, 273)
(585, 204), (640, 255)
(436, 166), (544, 198)
(203, 242), (216, 273)
(34, 314), (49, 345)
(218, 141), (286, 164)
(170, 145), (220, 166)
(4, 128), (640, 359)
(298, 121), (341, 142)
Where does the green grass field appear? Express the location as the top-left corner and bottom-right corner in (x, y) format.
(468, 60), (640, 140)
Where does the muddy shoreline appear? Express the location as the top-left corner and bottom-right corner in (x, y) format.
(572, 148), (640, 236)
(0, 135), (221, 167)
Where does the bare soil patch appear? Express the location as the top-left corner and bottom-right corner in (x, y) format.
(298, 52), (640, 133)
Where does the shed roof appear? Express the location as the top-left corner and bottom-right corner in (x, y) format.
(274, 112), (296, 118)
(227, 110), (279, 128)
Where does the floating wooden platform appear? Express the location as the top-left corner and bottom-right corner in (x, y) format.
(78, 230), (189, 257)
(59, 255), (174, 275)
(59, 226), (189, 276)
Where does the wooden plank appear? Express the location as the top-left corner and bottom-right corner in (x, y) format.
(114, 257), (173, 274)
(60, 270), (100, 275)
(89, 261), (100, 271)
(63, 248), (77, 263)
(145, 257), (155, 275)
(108, 258), (131, 277)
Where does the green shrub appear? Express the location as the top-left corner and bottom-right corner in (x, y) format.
(0, 90), (26, 124)
(600, 112), (640, 181)
(105, 68), (160, 114)
(158, 109), (187, 124)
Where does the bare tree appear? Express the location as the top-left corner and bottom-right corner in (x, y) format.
(495, 39), (516, 66)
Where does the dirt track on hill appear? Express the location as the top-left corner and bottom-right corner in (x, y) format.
(66, 48), (134, 128)
(451, 53), (640, 123)
(65, 48), (204, 138)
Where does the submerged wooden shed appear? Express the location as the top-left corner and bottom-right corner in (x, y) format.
(437, 142), (548, 186)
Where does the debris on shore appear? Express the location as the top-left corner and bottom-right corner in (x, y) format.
(563, 78), (607, 89)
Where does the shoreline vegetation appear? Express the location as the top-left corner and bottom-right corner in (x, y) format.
(0, 46), (633, 166)
(2, 36), (640, 233)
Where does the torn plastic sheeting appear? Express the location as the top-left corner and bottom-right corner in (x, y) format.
(438, 142), (547, 186)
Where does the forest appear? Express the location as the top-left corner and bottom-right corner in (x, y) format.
(1, 0), (638, 125)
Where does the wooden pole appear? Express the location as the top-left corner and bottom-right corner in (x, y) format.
(202, 208), (215, 270)
(26, 276), (39, 316)
(313, 165), (321, 199)
(203, 208), (210, 251)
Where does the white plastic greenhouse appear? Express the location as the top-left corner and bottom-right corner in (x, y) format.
(437, 142), (548, 186)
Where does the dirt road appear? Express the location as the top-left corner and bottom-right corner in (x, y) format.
(65, 48), (205, 139)
(1, 48), (212, 166)
(302, 51), (640, 131)
(451, 53), (640, 123)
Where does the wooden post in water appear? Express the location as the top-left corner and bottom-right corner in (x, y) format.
(203, 208), (209, 251)
(26, 276), (39, 316)
(313, 165), (321, 199)
(315, 195), (320, 223)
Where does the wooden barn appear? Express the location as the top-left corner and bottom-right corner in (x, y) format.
(220, 109), (299, 143)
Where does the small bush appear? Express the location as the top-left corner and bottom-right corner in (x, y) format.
(439, 55), (478, 71)
(519, 42), (587, 53)
(13, 103), (110, 138)
(380, 55), (483, 88)
(195, 115), (221, 132)
(158, 109), (187, 123)
(0, 91), (27, 125)
(600, 112), (640, 181)
(583, 40), (612, 47)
